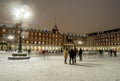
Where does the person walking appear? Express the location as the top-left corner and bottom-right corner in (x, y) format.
(42, 50), (46, 60)
(28, 48), (31, 58)
(69, 48), (74, 65)
(99, 49), (103, 57)
(73, 47), (78, 63)
(109, 49), (113, 57)
(113, 49), (117, 57)
(63, 48), (68, 64)
(78, 48), (83, 61)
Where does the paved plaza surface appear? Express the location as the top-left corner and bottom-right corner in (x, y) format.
(0, 51), (120, 81)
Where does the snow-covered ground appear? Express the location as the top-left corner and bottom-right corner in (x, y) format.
(0, 51), (120, 81)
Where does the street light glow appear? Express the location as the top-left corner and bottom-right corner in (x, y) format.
(13, 5), (31, 20)
(8, 35), (14, 40)
(78, 41), (82, 44)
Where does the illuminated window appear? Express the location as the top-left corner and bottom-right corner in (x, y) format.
(18, 30), (20, 34)
(117, 38), (119, 40)
(31, 37), (33, 39)
(38, 41), (41, 44)
(26, 41), (29, 44)
(31, 32), (33, 35)
(56, 31), (58, 33)
(59, 43), (61, 45)
(46, 38), (47, 40)
(42, 42), (44, 44)
(39, 37), (41, 39)
(3, 29), (6, 32)
(56, 35), (58, 37)
(48, 42), (50, 45)
(35, 32), (37, 35)
(39, 33), (41, 35)
(42, 33), (45, 36)
(34, 41), (37, 44)
(117, 34), (119, 36)
(118, 42), (120, 45)
(111, 43), (113, 45)
(35, 37), (37, 39)
(31, 41), (33, 43)
(42, 38), (45, 40)
(52, 34), (55, 37)
(56, 38), (58, 41)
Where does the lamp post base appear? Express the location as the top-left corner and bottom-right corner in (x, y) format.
(8, 52), (30, 60)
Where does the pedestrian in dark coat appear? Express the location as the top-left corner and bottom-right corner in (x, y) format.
(28, 48), (31, 57)
(69, 49), (74, 65)
(73, 48), (78, 63)
(109, 49), (113, 57)
(99, 50), (103, 57)
(78, 48), (83, 61)
(113, 49), (117, 57)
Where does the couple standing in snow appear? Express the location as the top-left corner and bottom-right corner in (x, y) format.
(64, 47), (83, 65)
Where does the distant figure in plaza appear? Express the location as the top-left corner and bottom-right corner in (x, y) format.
(9, 46), (11, 51)
(28, 48), (31, 57)
(73, 47), (78, 63)
(113, 49), (117, 57)
(42, 50), (46, 60)
(109, 49), (113, 57)
(69, 48), (74, 65)
(63, 48), (68, 64)
(99, 49), (103, 57)
(14, 49), (17, 52)
(78, 48), (83, 61)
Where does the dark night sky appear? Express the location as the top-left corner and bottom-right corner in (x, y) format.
(0, 0), (120, 34)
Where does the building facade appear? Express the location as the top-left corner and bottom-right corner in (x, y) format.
(85, 28), (120, 51)
(0, 23), (120, 52)
(0, 23), (66, 52)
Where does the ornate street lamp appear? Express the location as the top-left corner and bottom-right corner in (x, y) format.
(13, 5), (31, 53)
